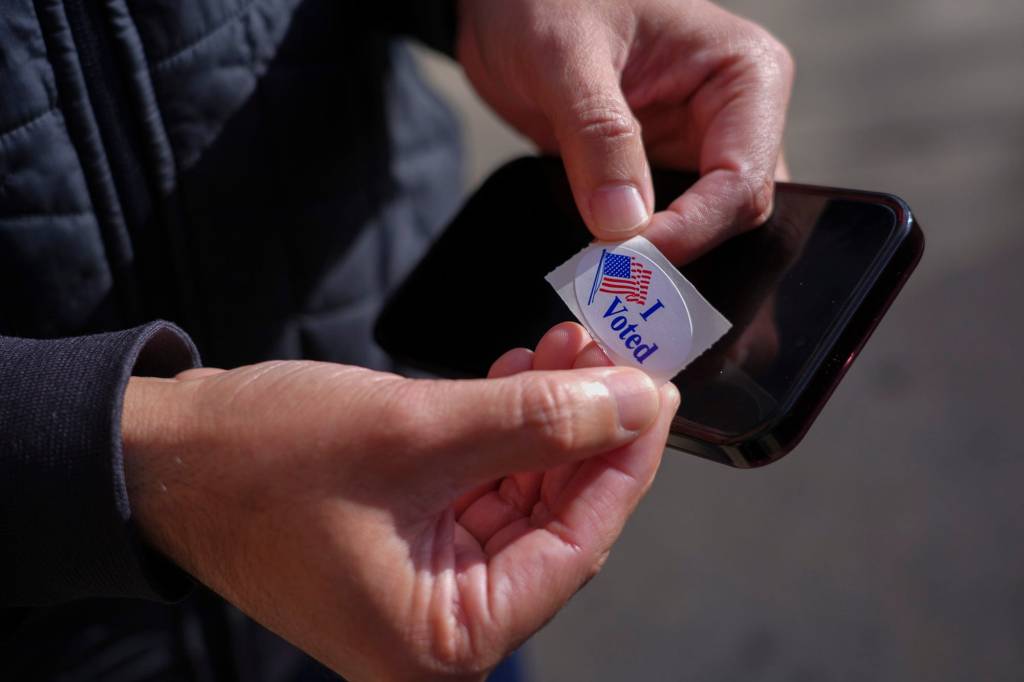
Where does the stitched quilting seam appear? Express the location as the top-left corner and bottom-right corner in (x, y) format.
(0, 104), (59, 144)
(149, 0), (259, 72)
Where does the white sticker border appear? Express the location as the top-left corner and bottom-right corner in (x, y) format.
(546, 235), (732, 384)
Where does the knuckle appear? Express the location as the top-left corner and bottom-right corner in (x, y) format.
(773, 40), (796, 79)
(568, 97), (641, 143)
(517, 377), (581, 454)
(373, 379), (435, 454)
(740, 25), (795, 80)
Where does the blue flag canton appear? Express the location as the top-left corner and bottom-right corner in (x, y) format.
(603, 253), (633, 278)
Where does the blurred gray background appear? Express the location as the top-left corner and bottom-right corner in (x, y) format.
(415, 0), (1024, 679)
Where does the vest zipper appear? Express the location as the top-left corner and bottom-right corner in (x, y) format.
(63, 0), (178, 327)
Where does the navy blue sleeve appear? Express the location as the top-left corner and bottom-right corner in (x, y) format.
(0, 322), (200, 607)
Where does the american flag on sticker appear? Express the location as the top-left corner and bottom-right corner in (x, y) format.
(592, 252), (653, 306)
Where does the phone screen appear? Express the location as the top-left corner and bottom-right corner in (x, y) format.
(376, 158), (908, 443)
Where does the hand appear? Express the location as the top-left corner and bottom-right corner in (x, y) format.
(458, 0), (794, 262)
(122, 324), (678, 681)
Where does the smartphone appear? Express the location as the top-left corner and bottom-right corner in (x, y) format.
(375, 157), (924, 467)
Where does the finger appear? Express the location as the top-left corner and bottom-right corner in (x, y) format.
(644, 26), (795, 264)
(176, 367), (226, 381)
(533, 322), (592, 371)
(479, 383), (680, 641)
(457, 476), (537, 547)
(456, 347), (539, 516)
(536, 28), (654, 240)
(537, 381), (680, 548)
(406, 367), (662, 487)
(461, 327), (590, 537)
(572, 341), (613, 370)
(453, 480), (500, 518)
(538, 460), (585, 515)
(488, 348), (535, 379)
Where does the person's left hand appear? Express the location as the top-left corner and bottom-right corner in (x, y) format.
(458, 0), (794, 263)
(124, 322), (675, 680)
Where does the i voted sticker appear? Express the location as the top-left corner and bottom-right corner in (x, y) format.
(573, 245), (693, 376)
(546, 236), (731, 384)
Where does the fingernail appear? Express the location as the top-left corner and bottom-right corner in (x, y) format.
(602, 369), (660, 432)
(591, 184), (650, 235)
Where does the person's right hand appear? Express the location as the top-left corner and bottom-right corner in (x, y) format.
(458, 0), (794, 263)
(121, 326), (678, 681)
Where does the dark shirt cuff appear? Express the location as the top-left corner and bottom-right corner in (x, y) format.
(0, 322), (200, 606)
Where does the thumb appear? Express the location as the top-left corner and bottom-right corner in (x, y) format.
(540, 42), (653, 240)
(406, 367), (661, 487)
